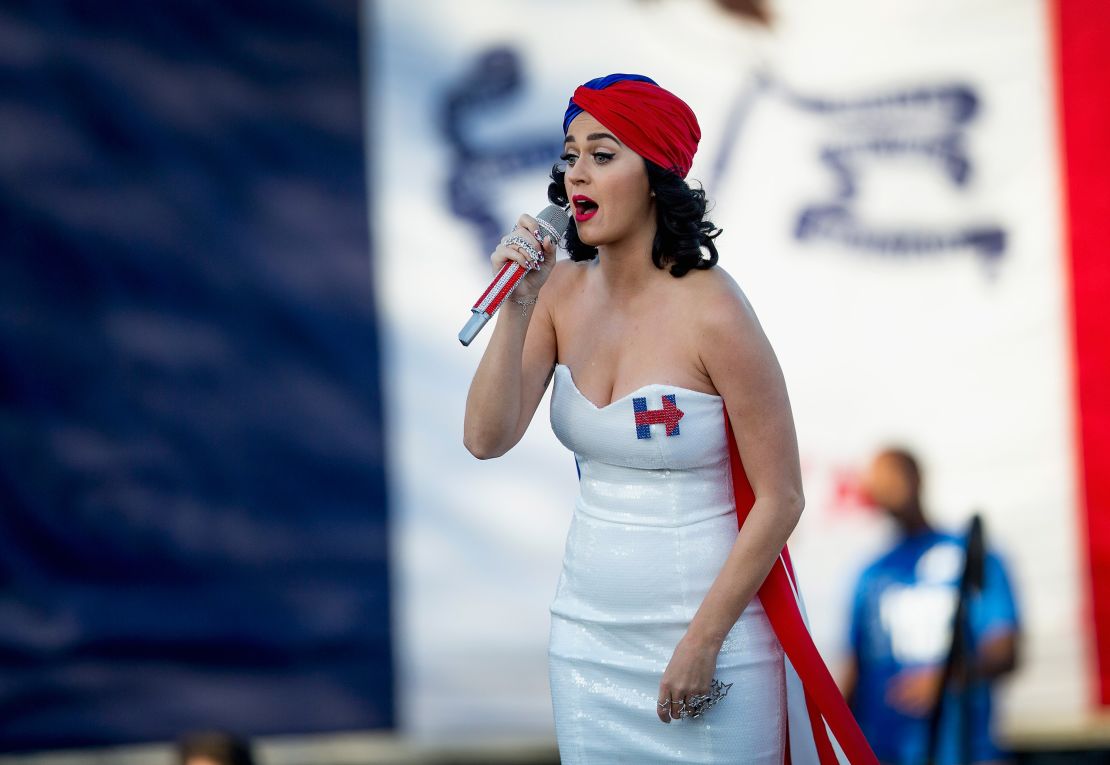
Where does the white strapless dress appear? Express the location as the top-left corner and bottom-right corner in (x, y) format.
(547, 363), (786, 764)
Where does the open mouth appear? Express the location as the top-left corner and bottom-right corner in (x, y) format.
(572, 195), (598, 222)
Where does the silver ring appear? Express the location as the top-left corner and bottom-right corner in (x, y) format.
(503, 235), (542, 267)
(504, 234), (540, 256)
(676, 679), (732, 719)
(499, 231), (531, 246)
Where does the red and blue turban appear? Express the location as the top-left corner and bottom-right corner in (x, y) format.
(563, 73), (701, 179)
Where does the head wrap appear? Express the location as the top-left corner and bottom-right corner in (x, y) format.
(562, 73), (701, 179)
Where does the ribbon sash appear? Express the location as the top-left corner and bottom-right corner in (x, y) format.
(724, 413), (878, 765)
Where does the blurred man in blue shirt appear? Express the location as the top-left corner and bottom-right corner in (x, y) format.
(842, 447), (1021, 765)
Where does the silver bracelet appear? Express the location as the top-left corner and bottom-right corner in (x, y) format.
(510, 294), (538, 317)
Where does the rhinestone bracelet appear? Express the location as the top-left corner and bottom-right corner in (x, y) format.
(510, 294), (538, 317)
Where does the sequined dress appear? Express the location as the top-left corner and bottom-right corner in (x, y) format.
(547, 362), (787, 764)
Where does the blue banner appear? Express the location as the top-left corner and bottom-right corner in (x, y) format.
(0, 1), (392, 750)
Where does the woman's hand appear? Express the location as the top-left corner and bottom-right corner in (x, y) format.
(491, 213), (558, 299)
(656, 633), (721, 723)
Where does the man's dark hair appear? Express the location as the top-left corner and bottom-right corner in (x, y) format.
(880, 446), (922, 489)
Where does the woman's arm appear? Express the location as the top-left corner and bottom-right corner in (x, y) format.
(657, 272), (804, 722)
(462, 216), (562, 459)
(686, 276), (804, 648)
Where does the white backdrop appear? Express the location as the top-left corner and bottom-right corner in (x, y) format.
(367, 0), (1087, 741)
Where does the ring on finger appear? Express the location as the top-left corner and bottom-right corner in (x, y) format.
(504, 235), (542, 268)
(500, 231), (533, 249)
(504, 234), (540, 257)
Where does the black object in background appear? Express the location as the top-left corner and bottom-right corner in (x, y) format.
(927, 514), (986, 764)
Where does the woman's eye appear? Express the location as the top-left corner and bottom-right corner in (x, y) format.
(559, 152), (578, 166)
(593, 152), (614, 164)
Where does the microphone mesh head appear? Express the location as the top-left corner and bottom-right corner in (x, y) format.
(535, 204), (571, 243)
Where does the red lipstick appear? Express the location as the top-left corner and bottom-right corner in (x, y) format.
(572, 194), (598, 222)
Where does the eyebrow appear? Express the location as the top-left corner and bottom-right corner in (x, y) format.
(563, 132), (623, 145)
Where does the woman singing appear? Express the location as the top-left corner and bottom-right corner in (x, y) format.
(463, 73), (875, 765)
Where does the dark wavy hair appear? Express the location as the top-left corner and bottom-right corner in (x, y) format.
(547, 159), (722, 277)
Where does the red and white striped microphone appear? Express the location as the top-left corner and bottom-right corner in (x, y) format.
(458, 204), (570, 346)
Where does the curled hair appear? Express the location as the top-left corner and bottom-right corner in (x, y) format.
(547, 160), (722, 277)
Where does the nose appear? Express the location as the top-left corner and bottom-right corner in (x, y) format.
(564, 156), (588, 187)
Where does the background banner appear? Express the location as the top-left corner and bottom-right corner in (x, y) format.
(0, 0), (1103, 753)
(0, 0), (391, 750)
(373, 0), (1089, 741)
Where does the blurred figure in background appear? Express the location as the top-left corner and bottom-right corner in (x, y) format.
(177, 731), (255, 765)
(842, 447), (1021, 765)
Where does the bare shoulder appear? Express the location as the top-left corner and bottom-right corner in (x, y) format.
(539, 256), (589, 307)
(671, 264), (777, 389)
(679, 265), (762, 340)
(549, 255), (589, 284)
(683, 264), (800, 502)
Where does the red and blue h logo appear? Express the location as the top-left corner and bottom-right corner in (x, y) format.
(633, 394), (684, 439)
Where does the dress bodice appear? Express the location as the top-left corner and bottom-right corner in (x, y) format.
(549, 362), (728, 470)
(549, 362), (735, 528)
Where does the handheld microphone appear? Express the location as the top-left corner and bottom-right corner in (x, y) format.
(458, 204), (570, 346)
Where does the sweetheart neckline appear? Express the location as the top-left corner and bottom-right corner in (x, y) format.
(554, 362), (722, 412)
